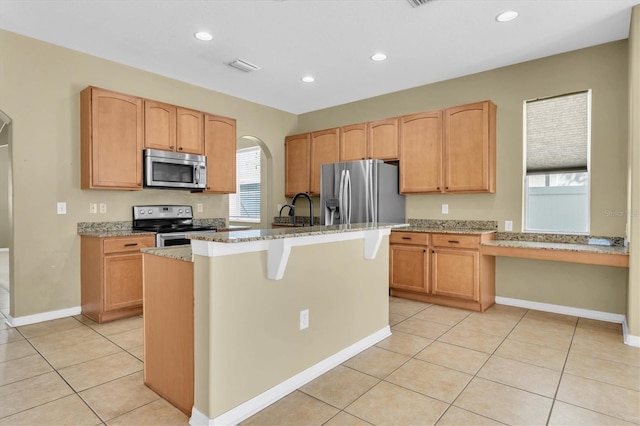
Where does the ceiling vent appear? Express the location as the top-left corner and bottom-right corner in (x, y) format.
(228, 59), (261, 72)
(406, 0), (431, 7)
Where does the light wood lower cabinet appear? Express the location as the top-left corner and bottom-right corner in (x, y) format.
(143, 254), (194, 416)
(80, 234), (155, 323)
(390, 231), (496, 312)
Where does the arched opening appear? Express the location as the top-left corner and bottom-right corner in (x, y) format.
(230, 135), (274, 229)
(0, 109), (13, 320)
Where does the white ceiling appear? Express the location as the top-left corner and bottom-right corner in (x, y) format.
(1, 0), (638, 114)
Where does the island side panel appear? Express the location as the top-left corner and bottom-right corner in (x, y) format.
(193, 236), (390, 419)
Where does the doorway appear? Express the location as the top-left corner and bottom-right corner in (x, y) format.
(0, 109), (12, 319)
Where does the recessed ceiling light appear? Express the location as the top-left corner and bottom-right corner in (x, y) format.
(194, 31), (213, 41)
(371, 53), (387, 62)
(301, 76), (315, 83)
(495, 11), (518, 22)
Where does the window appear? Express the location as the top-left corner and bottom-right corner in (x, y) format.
(229, 146), (261, 223)
(524, 91), (591, 234)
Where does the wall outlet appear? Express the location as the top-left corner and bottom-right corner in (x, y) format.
(299, 309), (309, 330)
(99, 203), (107, 214)
(442, 204), (449, 214)
(505, 220), (513, 232)
(89, 203), (97, 214)
(197, 203), (203, 213)
(56, 202), (67, 215)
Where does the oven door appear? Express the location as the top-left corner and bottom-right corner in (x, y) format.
(156, 231), (217, 247)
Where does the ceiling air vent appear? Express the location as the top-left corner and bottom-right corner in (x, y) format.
(406, 0), (431, 7)
(228, 59), (261, 72)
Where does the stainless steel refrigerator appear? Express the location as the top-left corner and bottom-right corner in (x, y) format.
(320, 159), (405, 225)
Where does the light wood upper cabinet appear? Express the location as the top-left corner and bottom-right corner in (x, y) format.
(399, 111), (443, 193)
(176, 107), (204, 154)
(444, 101), (496, 193)
(340, 123), (368, 161)
(81, 86), (144, 190)
(144, 100), (176, 151)
(310, 128), (340, 195)
(203, 114), (236, 193)
(285, 133), (311, 196)
(144, 101), (204, 155)
(368, 118), (399, 160)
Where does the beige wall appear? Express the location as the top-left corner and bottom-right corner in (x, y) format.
(193, 237), (389, 419)
(627, 5), (640, 336)
(0, 30), (297, 317)
(297, 41), (631, 315)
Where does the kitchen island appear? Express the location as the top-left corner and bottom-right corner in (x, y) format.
(182, 223), (403, 425)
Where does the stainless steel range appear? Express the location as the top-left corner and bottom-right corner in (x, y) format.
(132, 205), (217, 247)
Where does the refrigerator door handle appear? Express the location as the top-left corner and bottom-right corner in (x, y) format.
(345, 169), (352, 225)
(369, 164), (376, 223)
(338, 169), (345, 225)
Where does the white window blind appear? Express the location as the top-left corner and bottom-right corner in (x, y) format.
(523, 90), (591, 234)
(229, 146), (261, 222)
(526, 91), (589, 174)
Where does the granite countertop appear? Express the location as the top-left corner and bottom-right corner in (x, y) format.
(394, 226), (496, 235)
(78, 230), (156, 238)
(189, 222), (408, 243)
(142, 245), (192, 262)
(482, 239), (629, 255)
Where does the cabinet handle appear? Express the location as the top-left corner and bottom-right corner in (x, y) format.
(448, 240), (460, 244)
(401, 236), (412, 240)
(423, 249), (426, 253)
(170, 146), (175, 149)
(445, 186), (449, 190)
(437, 187), (440, 190)
(124, 243), (138, 247)
(432, 249), (435, 254)
(178, 147), (183, 150)
(137, 183), (142, 187)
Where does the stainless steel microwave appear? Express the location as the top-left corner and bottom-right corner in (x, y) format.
(143, 149), (207, 190)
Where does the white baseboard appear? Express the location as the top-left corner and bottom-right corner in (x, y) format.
(189, 326), (392, 426)
(495, 296), (639, 348)
(5, 306), (82, 327)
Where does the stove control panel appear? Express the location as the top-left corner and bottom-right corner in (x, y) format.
(133, 205), (193, 220)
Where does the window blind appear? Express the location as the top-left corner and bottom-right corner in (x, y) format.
(229, 146), (261, 222)
(525, 91), (589, 174)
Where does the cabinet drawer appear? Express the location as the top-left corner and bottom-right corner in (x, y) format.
(431, 234), (480, 250)
(103, 235), (155, 254)
(390, 232), (429, 246)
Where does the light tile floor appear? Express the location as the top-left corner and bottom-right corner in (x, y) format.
(1, 291), (639, 425)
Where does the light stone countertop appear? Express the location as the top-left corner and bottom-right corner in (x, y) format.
(142, 245), (192, 262)
(394, 227), (497, 235)
(77, 230), (156, 238)
(482, 239), (629, 255)
(188, 222), (408, 243)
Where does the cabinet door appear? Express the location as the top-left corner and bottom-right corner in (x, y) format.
(340, 123), (367, 161)
(285, 133), (311, 196)
(176, 107), (204, 154)
(399, 111), (443, 193)
(368, 118), (399, 160)
(310, 128), (339, 195)
(81, 87), (143, 190)
(431, 248), (479, 301)
(443, 101), (496, 193)
(203, 114), (236, 193)
(390, 244), (429, 293)
(144, 100), (176, 151)
(104, 253), (143, 311)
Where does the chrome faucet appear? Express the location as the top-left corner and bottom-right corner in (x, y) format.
(291, 192), (314, 227)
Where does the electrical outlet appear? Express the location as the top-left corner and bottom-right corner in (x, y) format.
(99, 203), (107, 214)
(299, 309), (309, 330)
(56, 202), (67, 215)
(505, 220), (513, 232)
(442, 204), (449, 214)
(89, 203), (97, 214)
(197, 203), (203, 213)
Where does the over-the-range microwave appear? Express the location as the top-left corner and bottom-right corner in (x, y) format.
(143, 148), (207, 190)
